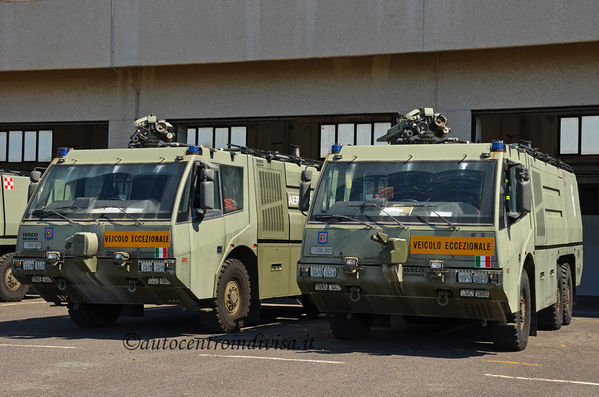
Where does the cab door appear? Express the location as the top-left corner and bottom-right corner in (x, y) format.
(187, 165), (226, 300)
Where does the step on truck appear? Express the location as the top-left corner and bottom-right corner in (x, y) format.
(297, 107), (582, 351)
(0, 171), (33, 301)
(12, 115), (320, 332)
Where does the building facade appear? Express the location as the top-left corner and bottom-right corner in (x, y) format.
(1, 0), (598, 293)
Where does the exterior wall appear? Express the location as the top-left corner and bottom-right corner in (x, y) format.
(2, 42), (598, 143)
(2, 0), (599, 71)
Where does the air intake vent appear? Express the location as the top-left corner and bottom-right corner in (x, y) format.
(258, 170), (287, 238)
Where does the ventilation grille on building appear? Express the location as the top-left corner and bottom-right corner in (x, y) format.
(259, 170), (285, 234)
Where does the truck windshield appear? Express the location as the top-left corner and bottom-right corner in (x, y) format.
(25, 163), (186, 220)
(310, 160), (495, 225)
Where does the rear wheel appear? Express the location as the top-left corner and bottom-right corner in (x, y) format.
(494, 271), (530, 351)
(0, 253), (28, 302)
(330, 313), (372, 340)
(562, 263), (573, 326)
(208, 258), (251, 333)
(538, 265), (563, 331)
(68, 303), (122, 328)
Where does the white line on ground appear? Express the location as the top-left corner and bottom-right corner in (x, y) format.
(0, 343), (77, 350)
(485, 374), (599, 386)
(0, 301), (47, 307)
(198, 353), (344, 364)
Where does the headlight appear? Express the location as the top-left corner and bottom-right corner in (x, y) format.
(310, 266), (324, 278)
(345, 257), (358, 267)
(430, 260), (443, 269)
(314, 282), (328, 291)
(457, 271), (473, 283)
(460, 288), (475, 297)
(473, 272), (489, 284)
(45, 251), (60, 263)
(475, 289), (490, 298)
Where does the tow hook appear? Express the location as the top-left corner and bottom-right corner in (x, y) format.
(57, 279), (67, 291)
(350, 286), (361, 303)
(437, 289), (450, 307)
(128, 279), (137, 293)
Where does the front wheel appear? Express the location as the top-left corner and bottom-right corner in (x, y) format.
(494, 271), (531, 351)
(209, 258), (251, 333)
(0, 253), (28, 302)
(68, 303), (122, 328)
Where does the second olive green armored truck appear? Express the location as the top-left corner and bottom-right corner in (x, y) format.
(297, 108), (582, 351)
(12, 115), (320, 332)
(0, 171), (32, 302)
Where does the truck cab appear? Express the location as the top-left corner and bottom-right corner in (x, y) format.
(297, 108), (582, 351)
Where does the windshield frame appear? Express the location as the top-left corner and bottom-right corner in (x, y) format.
(308, 159), (498, 227)
(23, 161), (189, 222)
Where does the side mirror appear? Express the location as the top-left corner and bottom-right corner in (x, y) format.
(193, 167), (215, 210)
(30, 170), (41, 183)
(517, 180), (531, 214)
(301, 169), (312, 183)
(28, 170), (42, 199)
(299, 182), (311, 212)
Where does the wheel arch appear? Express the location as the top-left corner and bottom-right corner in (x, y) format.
(226, 246), (258, 299)
(523, 253), (537, 335)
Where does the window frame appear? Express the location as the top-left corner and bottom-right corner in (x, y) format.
(186, 126), (247, 149)
(318, 122), (391, 158)
(558, 115), (599, 155)
(0, 129), (54, 163)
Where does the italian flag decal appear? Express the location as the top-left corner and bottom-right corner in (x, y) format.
(475, 256), (491, 268)
(155, 247), (168, 258)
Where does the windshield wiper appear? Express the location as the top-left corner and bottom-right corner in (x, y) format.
(312, 214), (376, 229)
(31, 209), (81, 226)
(410, 203), (458, 231)
(349, 202), (407, 229)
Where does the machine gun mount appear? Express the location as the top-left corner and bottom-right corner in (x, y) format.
(377, 107), (454, 144)
(129, 114), (176, 148)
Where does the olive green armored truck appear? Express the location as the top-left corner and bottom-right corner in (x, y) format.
(297, 108), (582, 351)
(12, 115), (320, 332)
(0, 171), (34, 302)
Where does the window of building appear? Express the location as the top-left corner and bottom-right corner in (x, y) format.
(0, 129), (53, 162)
(186, 126), (247, 149)
(319, 122), (391, 158)
(559, 115), (599, 155)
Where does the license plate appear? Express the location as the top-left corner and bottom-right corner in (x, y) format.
(323, 266), (337, 278)
(24, 241), (42, 250)
(140, 262), (153, 272)
(310, 247), (332, 255)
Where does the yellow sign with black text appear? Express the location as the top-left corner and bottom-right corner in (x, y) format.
(104, 231), (171, 248)
(410, 236), (494, 256)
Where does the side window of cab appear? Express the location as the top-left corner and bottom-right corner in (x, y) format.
(220, 165), (243, 213)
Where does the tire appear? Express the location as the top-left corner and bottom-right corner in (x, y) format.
(209, 258), (251, 333)
(0, 253), (28, 302)
(561, 263), (573, 326)
(329, 313), (372, 340)
(494, 271), (531, 351)
(68, 303), (122, 328)
(300, 294), (320, 318)
(537, 265), (563, 331)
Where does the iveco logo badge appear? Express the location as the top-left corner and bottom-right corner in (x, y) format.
(318, 231), (328, 245)
(44, 227), (53, 240)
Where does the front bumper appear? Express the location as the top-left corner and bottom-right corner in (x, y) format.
(12, 256), (197, 306)
(297, 263), (508, 322)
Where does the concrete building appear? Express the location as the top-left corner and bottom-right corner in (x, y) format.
(1, 0), (598, 294)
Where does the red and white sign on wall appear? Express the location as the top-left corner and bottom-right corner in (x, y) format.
(3, 177), (14, 190)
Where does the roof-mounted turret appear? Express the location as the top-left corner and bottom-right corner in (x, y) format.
(377, 107), (458, 144)
(128, 114), (176, 148)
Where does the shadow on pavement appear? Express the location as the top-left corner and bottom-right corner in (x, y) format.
(0, 303), (504, 359)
